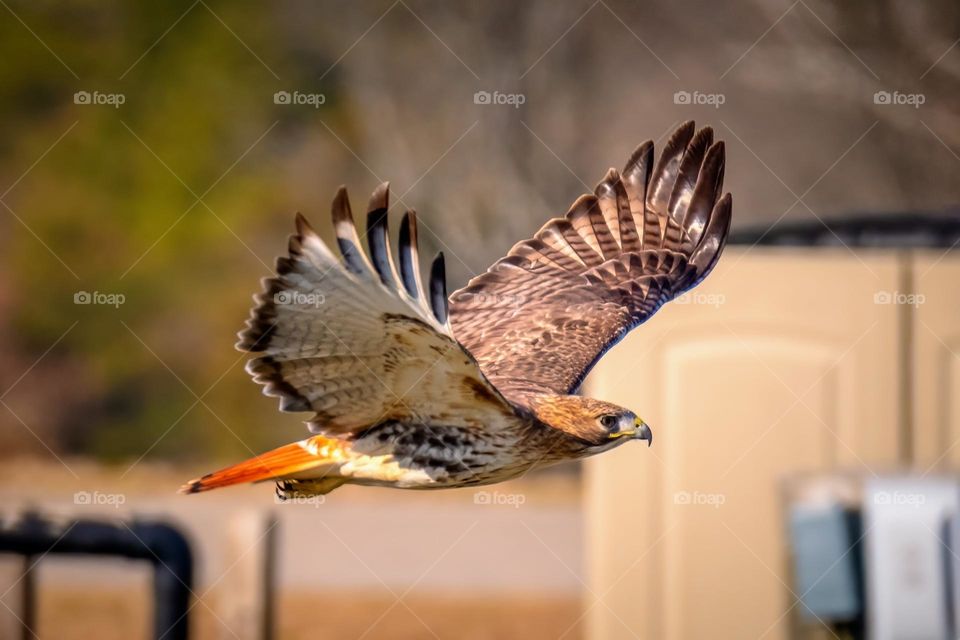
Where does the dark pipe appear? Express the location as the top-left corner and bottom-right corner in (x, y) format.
(0, 513), (194, 640)
(730, 211), (960, 248)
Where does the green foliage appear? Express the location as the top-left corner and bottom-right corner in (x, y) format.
(0, 1), (340, 462)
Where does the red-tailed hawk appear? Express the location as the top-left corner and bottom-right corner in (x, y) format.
(182, 121), (731, 498)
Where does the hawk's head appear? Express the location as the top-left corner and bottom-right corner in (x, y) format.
(528, 395), (652, 450)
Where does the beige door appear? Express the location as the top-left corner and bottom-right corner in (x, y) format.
(912, 251), (960, 470)
(583, 248), (904, 640)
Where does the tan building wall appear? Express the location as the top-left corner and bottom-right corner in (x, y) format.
(583, 247), (927, 639)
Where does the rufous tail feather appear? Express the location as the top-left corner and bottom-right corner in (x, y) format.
(179, 436), (346, 494)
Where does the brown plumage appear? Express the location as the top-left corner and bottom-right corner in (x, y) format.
(181, 121), (729, 498)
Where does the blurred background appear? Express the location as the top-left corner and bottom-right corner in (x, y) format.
(1, 1), (959, 638)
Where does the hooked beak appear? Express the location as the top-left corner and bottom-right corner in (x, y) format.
(608, 417), (653, 447)
(635, 418), (653, 447)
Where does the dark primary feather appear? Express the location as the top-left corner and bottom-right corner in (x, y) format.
(398, 211), (426, 301)
(332, 186), (374, 277)
(366, 182), (400, 288)
(430, 252), (449, 325)
(448, 121), (732, 405)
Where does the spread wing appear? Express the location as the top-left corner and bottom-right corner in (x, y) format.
(449, 121), (732, 404)
(238, 183), (516, 437)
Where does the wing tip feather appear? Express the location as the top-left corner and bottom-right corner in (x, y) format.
(429, 252), (448, 325)
(294, 211), (315, 238)
(369, 181), (390, 212)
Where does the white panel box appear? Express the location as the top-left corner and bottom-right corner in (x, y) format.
(864, 477), (958, 640)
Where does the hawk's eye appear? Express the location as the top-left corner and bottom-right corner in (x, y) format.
(599, 414), (618, 430)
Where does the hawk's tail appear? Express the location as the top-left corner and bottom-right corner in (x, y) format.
(179, 436), (348, 494)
